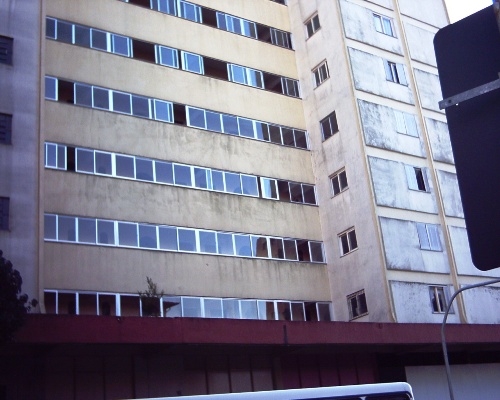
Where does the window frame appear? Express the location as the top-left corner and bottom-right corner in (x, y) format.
(320, 111), (339, 140)
(417, 223), (442, 252)
(330, 169), (348, 196)
(313, 61), (329, 87)
(305, 14), (320, 38)
(0, 113), (13, 145)
(181, 50), (204, 74)
(339, 228), (358, 256)
(429, 286), (452, 314)
(405, 165), (428, 192)
(0, 35), (14, 65)
(0, 197), (10, 230)
(394, 110), (419, 137)
(384, 60), (408, 85)
(347, 290), (368, 320)
(373, 13), (395, 37)
(228, 63), (264, 89)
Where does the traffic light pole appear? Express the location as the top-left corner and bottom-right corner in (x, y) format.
(441, 278), (500, 400)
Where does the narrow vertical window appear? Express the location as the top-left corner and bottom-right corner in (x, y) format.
(417, 223), (442, 251)
(339, 228), (357, 256)
(0, 113), (12, 145)
(347, 290), (368, 320)
(429, 286), (451, 313)
(384, 60), (407, 85)
(331, 169), (348, 196)
(405, 165), (428, 192)
(313, 61), (329, 87)
(320, 111), (338, 140)
(0, 197), (10, 230)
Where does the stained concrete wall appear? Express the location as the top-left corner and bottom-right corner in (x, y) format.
(436, 170), (463, 218)
(358, 99), (425, 157)
(390, 281), (459, 323)
(425, 118), (454, 164)
(348, 48), (414, 104)
(369, 157), (438, 214)
(364, 0), (393, 10)
(380, 217), (449, 273)
(404, 23), (437, 66)
(0, 0), (41, 299)
(462, 286), (500, 324)
(398, 0), (449, 28)
(340, 0), (403, 55)
(413, 69), (443, 113)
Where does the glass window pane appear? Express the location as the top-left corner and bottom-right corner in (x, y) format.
(156, 0), (176, 15)
(45, 77), (57, 100)
(277, 180), (290, 202)
(240, 300), (258, 319)
(251, 236), (268, 258)
(302, 185), (316, 204)
(158, 226), (178, 250)
(112, 34), (130, 56)
(340, 234), (350, 255)
(317, 303), (331, 321)
(112, 91), (131, 114)
(224, 172), (241, 194)
(255, 122), (270, 141)
(139, 224), (157, 249)
(234, 234), (252, 257)
(241, 175), (258, 196)
(211, 170), (225, 191)
(294, 130), (308, 149)
(58, 216), (76, 241)
(95, 152), (112, 175)
(164, 296), (181, 317)
(348, 230), (357, 250)
(217, 233), (234, 255)
(222, 114), (239, 135)
(132, 95), (150, 118)
(136, 158), (154, 181)
(277, 302), (291, 321)
(74, 25), (91, 47)
(91, 29), (107, 50)
(204, 299), (223, 318)
(44, 214), (57, 240)
(183, 52), (203, 74)
(187, 107), (206, 129)
(57, 20), (73, 43)
(154, 100), (173, 122)
(291, 303), (305, 321)
(269, 125), (282, 144)
(223, 299), (240, 319)
(174, 164), (192, 186)
(76, 149), (94, 173)
(115, 154), (135, 178)
(75, 83), (92, 107)
(118, 222), (138, 247)
(282, 128), (295, 146)
(97, 220), (115, 245)
(339, 171), (348, 190)
(247, 69), (262, 87)
(93, 87), (110, 110)
(238, 118), (254, 138)
(230, 65), (246, 84)
(78, 218), (96, 244)
(206, 111), (222, 132)
(182, 297), (201, 317)
(155, 161), (173, 184)
(199, 231), (217, 253)
(46, 18), (56, 39)
(309, 242), (324, 262)
(297, 240), (310, 262)
(178, 228), (196, 251)
(284, 239), (298, 260)
(270, 238), (284, 259)
(260, 178), (277, 199)
(45, 143), (57, 168)
(194, 168), (209, 189)
(289, 183), (303, 203)
(158, 45), (178, 68)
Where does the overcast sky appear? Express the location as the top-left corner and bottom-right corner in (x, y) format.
(445, 0), (494, 22)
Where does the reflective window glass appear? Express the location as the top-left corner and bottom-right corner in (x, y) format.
(45, 77), (57, 100)
(182, 297), (202, 317)
(174, 164), (192, 186)
(251, 236), (268, 258)
(240, 300), (258, 319)
(182, 51), (203, 74)
(223, 299), (240, 319)
(139, 224), (157, 249)
(158, 226), (177, 250)
(157, 45), (178, 68)
(238, 118), (254, 138)
(118, 222), (138, 247)
(211, 170), (225, 191)
(95, 152), (112, 175)
(178, 228), (196, 251)
(222, 115), (239, 135)
(112, 34), (130, 56)
(155, 161), (173, 184)
(112, 91), (131, 114)
(309, 241), (324, 262)
(284, 239), (298, 260)
(217, 233), (234, 255)
(76, 148), (94, 173)
(132, 95), (150, 118)
(154, 100), (173, 122)
(255, 122), (270, 141)
(206, 111), (222, 132)
(78, 218), (96, 243)
(46, 18), (56, 39)
(269, 238), (284, 259)
(204, 299), (223, 318)
(260, 178), (278, 199)
(57, 20), (73, 43)
(290, 183), (303, 203)
(115, 154), (135, 178)
(241, 175), (258, 196)
(58, 216), (76, 241)
(74, 25), (91, 47)
(234, 234), (252, 257)
(74, 83), (92, 107)
(97, 220), (115, 245)
(303, 185), (316, 204)
(93, 87), (110, 110)
(187, 107), (206, 129)
(225, 172), (241, 194)
(44, 214), (57, 240)
(91, 29), (108, 51)
(135, 158), (154, 181)
(199, 231), (217, 253)
(194, 168), (210, 189)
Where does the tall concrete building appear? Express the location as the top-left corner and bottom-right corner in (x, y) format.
(1, 0), (500, 398)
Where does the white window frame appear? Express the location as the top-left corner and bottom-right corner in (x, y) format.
(270, 28), (291, 48)
(177, 0), (202, 22)
(228, 64), (264, 89)
(394, 110), (419, 137)
(373, 13), (395, 37)
(260, 177), (279, 200)
(305, 14), (320, 38)
(155, 45), (179, 68)
(281, 77), (300, 97)
(45, 142), (67, 170)
(181, 51), (204, 74)
(429, 286), (452, 314)
(339, 228), (357, 256)
(417, 223), (442, 251)
(384, 60), (408, 85)
(405, 165), (428, 192)
(45, 76), (58, 100)
(331, 169), (348, 196)
(313, 61), (329, 87)
(347, 290), (368, 320)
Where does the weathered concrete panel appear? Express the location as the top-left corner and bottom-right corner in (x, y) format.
(425, 118), (454, 164)
(380, 217), (449, 273)
(404, 23), (437, 66)
(363, 0), (393, 9)
(340, 1), (403, 55)
(358, 100), (425, 157)
(398, 0), (448, 28)
(413, 69), (443, 112)
(390, 281), (459, 323)
(436, 170), (463, 218)
(462, 286), (500, 324)
(349, 48), (414, 104)
(369, 157), (438, 214)
(448, 226), (500, 278)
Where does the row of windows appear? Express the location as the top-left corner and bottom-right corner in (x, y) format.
(45, 142), (317, 205)
(44, 76), (309, 150)
(46, 18), (300, 97)
(0, 35), (13, 65)
(45, 290), (331, 321)
(123, 0), (293, 49)
(0, 113), (12, 144)
(44, 214), (326, 263)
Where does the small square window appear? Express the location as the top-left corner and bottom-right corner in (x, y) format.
(0, 35), (14, 65)
(373, 14), (395, 37)
(429, 286), (452, 314)
(384, 60), (407, 85)
(313, 61), (329, 87)
(0, 197), (10, 230)
(181, 51), (204, 74)
(331, 169), (348, 196)
(405, 165), (428, 192)
(417, 223), (442, 251)
(305, 14), (320, 38)
(320, 111), (338, 140)
(339, 228), (357, 256)
(0, 113), (12, 145)
(394, 110), (419, 137)
(347, 290), (368, 320)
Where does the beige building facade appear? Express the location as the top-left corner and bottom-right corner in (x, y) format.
(1, 0), (499, 327)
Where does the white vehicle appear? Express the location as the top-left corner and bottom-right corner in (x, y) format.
(136, 382), (414, 400)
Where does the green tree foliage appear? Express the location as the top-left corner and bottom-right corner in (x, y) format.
(138, 277), (165, 317)
(0, 250), (38, 342)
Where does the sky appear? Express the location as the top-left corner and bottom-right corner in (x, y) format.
(445, 0), (494, 22)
